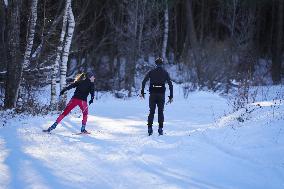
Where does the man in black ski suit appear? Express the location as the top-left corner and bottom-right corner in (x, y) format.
(141, 57), (173, 135)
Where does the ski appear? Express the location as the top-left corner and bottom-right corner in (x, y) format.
(42, 129), (51, 133)
(72, 131), (91, 135)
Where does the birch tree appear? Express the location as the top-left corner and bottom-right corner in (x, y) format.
(162, 0), (169, 63)
(59, 0), (75, 109)
(23, 0), (38, 68)
(50, 0), (68, 109)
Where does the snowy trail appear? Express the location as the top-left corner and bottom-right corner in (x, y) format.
(0, 137), (9, 189)
(1, 89), (284, 189)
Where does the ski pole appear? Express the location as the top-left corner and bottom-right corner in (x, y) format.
(82, 107), (88, 113)
(82, 101), (88, 114)
(166, 98), (173, 105)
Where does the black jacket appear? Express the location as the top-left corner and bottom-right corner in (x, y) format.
(62, 78), (95, 102)
(141, 66), (173, 98)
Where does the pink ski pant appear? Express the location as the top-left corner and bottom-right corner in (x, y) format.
(56, 98), (88, 125)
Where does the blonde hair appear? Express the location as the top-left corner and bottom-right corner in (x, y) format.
(74, 73), (86, 83)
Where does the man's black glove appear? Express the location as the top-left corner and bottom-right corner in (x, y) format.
(89, 98), (94, 105)
(140, 90), (145, 98)
(167, 96), (173, 104)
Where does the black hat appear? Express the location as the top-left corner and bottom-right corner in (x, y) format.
(155, 57), (163, 65)
(86, 71), (95, 78)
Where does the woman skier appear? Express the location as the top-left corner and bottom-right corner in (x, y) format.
(43, 72), (95, 133)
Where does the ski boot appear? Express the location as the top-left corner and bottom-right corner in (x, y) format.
(81, 125), (90, 134)
(158, 127), (163, 135)
(43, 122), (58, 133)
(148, 126), (153, 136)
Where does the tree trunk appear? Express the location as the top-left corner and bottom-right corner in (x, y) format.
(173, 3), (178, 59)
(59, 0), (75, 109)
(0, 0), (7, 71)
(185, 0), (197, 49)
(269, 0), (276, 56)
(137, 0), (146, 55)
(162, 0), (169, 62)
(271, 0), (283, 84)
(254, 3), (262, 55)
(125, 0), (139, 96)
(231, 0), (238, 38)
(199, 0), (205, 44)
(50, 0), (69, 109)
(4, 0), (21, 109)
(23, 0), (38, 68)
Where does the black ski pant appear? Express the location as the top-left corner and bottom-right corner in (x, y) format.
(147, 93), (165, 128)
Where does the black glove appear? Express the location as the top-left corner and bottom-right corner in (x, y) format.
(59, 90), (65, 96)
(89, 98), (94, 105)
(140, 90), (145, 98)
(168, 96), (173, 104)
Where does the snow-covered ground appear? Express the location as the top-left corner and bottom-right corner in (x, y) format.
(0, 85), (284, 189)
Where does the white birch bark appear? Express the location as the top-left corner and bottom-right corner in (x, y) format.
(59, 0), (75, 107)
(50, 0), (68, 109)
(23, 0), (38, 68)
(162, 1), (169, 63)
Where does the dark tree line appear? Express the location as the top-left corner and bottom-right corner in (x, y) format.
(0, 0), (283, 110)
